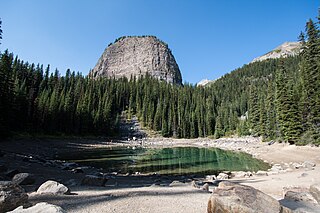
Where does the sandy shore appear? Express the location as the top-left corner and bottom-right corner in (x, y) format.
(1, 136), (320, 212)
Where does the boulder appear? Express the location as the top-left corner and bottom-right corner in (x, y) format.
(302, 161), (316, 170)
(284, 191), (318, 205)
(233, 171), (253, 178)
(205, 175), (216, 182)
(280, 190), (320, 213)
(12, 173), (35, 185)
(0, 181), (28, 212)
(216, 173), (229, 180)
(8, 202), (66, 213)
(81, 175), (107, 187)
(207, 181), (287, 213)
(37, 180), (70, 195)
(310, 183), (320, 203)
(255, 171), (268, 176)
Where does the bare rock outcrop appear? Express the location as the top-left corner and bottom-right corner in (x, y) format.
(251, 42), (302, 63)
(90, 36), (182, 85)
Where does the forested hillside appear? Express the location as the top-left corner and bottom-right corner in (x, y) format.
(0, 15), (319, 145)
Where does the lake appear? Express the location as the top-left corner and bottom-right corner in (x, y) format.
(59, 146), (270, 175)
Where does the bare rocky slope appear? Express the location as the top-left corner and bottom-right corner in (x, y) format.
(90, 36), (182, 85)
(251, 41), (302, 63)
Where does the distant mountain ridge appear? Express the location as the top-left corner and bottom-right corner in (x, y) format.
(197, 79), (215, 87)
(196, 41), (302, 86)
(251, 41), (302, 63)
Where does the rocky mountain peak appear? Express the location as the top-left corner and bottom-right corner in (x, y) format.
(90, 36), (182, 85)
(251, 41), (302, 63)
(197, 79), (215, 87)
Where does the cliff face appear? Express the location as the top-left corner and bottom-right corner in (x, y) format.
(90, 36), (182, 85)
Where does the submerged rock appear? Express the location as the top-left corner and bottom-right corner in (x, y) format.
(169, 180), (185, 187)
(81, 175), (107, 186)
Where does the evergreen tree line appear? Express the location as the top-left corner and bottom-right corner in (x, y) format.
(0, 54), (218, 138)
(0, 14), (319, 145)
(245, 16), (320, 145)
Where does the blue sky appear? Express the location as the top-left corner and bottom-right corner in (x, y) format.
(0, 0), (318, 84)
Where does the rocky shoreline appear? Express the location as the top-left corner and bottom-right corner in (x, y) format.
(0, 136), (320, 212)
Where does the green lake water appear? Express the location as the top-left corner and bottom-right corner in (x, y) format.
(60, 146), (270, 175)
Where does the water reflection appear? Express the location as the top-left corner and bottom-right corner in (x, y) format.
(60, 147), (270, 175)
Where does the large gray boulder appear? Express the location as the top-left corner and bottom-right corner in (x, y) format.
(8, 202), (66, 213)
(0, 181), (28, 212)
(36, 180), (70, 195)
(207, 181), (291, 213)
(90, 36), (183, 85)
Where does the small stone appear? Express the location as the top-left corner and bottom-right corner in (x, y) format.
(300, 173), (308, 177)
(71, 168), (84, 173)
(216, 173), (228, 180)
(233, 171), (252, 178)
(292, 162), (302, 169)
(285, 168), (293, 173)
(302, 161), (316, 168)
(191, 180), (199, 188)
(205, 175), (216, 181)
(255, 171), (268, 176)
(202, 183), (209, 192)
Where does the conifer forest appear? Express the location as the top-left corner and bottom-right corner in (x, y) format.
(0, 15), (319, 145)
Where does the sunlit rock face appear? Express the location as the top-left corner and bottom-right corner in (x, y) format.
(90, 36), (182, 85)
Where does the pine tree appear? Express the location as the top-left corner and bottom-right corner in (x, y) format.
(265, 80), (276, 139)
(248, 85), (260, 136)
(0, 18), (2, 45)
